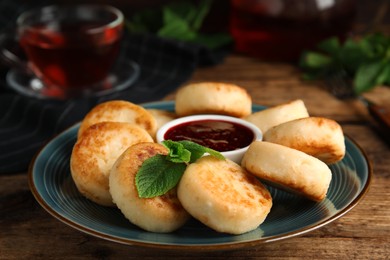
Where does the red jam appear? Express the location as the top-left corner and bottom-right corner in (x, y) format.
(164, 119), (254, 152)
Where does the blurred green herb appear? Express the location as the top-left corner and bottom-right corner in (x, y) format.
(300, 33), (390, 94)
(127, 0), (232, 50)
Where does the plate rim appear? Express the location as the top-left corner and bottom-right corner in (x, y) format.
(28, 101), (373, 251)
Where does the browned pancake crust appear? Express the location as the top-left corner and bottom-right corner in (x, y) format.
(263, 117), (345, 164)
(244, 99), (309, 133)
(175, 82), (252, 118)
(241, 141), (332, 202)
(78, 100), (156, 138)
(177, 156), (272, 234)
(109, 142), (190, 232)
(70, 122), (153, 206)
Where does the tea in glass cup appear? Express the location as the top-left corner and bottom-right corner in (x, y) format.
(1, 5), (139, 99)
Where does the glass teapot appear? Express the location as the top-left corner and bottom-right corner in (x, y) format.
(230, 0), (357, 61)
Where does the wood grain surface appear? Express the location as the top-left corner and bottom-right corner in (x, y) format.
(1, 54), (389, 259)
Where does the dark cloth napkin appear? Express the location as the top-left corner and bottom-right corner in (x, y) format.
(0, 1), (228, 173)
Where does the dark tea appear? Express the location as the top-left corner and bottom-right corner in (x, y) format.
(20, 21), (122, 89)
(230, 0), (356, 62)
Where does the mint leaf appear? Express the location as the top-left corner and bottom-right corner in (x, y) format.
(300, 51), (332, 69)
(300, 33), (390, 94)
(178, 140), (225, 163)
(339, 39), (368, 72)
(136, 154), (187, 198)
(127, 0), (231, 50)
(191, 0), (212, 31)
(135, 140), (225, 198)
(354, 61), (386, 94)
(161, 140), (191, 163)
(376, 62), (390, 84)
(158, 6), (196, 41)
(318, 37), (341, 55)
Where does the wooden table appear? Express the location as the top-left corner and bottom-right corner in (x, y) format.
(1, 54), (389, 259)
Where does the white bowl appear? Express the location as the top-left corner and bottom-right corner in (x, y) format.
(156, 114), (262, 164)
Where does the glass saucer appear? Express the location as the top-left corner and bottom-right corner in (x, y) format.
(6, 60), (140, 99)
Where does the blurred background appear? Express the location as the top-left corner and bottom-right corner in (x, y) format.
(43, 0), (390, 61)
(46, 0), (389, 25)
(1, 0), (389, 63)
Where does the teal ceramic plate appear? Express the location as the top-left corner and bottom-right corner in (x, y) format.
(29, 101), (372, 251)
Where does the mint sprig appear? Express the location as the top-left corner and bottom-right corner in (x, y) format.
(162, 140), (192, 163)
(135, 140), (224, 198)
(135, 155), (187, 198)
(300, 33), (390, 94)
(175, 140), (225, 163)
(127, 0), (232, 50)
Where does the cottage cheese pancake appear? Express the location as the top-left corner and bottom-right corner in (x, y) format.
(78, 100), (157, 138)
(70, 122), (153, 206)
(109, 142), (190, 233)
(175, 82), (252, 118)
(264, 117), (345, 164)
(245, 99), (309, 133)
(242, 141), (332, 202)
(178, 156), (272, 234)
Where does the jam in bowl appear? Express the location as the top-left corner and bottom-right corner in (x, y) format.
(156, 115), (263, 163)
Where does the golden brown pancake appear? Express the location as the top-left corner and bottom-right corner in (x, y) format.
(175, 82), (252, 118)
(78, 100), (157, 138)
(241, 141), (332, 202)
(109, 142), (190, 233)
(70, 122), (153, 206)
(245, 99), (309, 133)
(264, 117), (345, 164)
(177, 156), (272, 234)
